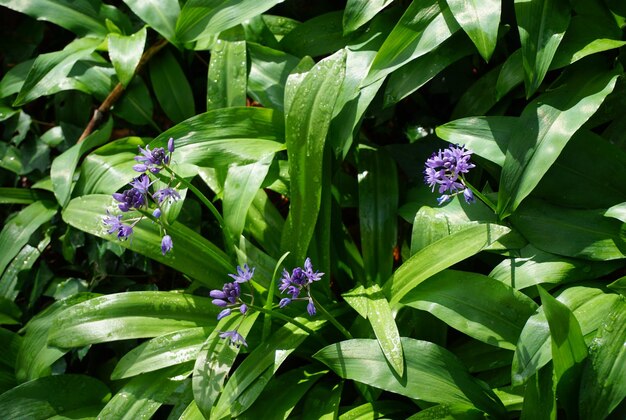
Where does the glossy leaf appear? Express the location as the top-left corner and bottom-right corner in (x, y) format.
(113, 76), (155, 126)
(149, 49), (195, 123)
(0, 187), (48, 204)
(280, 12), (353, 58)
(50, 118), (112, 207)
(0, 200), (56, 279)
(384, 223), (511, 305)
(122, 0), (180, 43)
(301, 381), (343, 419)
(192, 313), (259, 418)
(343, 0), (394, 34)
(403, 270), (537, 349)
(247, 42), (299, 111)
(176, 0), (283, 43)
(497, 65), (619, 217)
(0, 234), (51, 301)
(514, 0), (571, 96)
(13, 37), (102, 106)
(520, 364), (557, 420)
(445, 0), (500, 62)
(62, 194), (232, 286)
(280, 50), (346, 266)
(47, 291), (221, 348)
(207, 37), (247, 110)
(579, 297), (626, 419)
(315, 338), (506, 418)
(108, 27), (147, 87)
(363, 0), (460, 86)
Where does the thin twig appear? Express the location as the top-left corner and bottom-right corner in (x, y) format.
(78, 37), (169, 142)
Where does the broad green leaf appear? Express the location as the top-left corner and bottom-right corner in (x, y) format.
(453, 340), (513, 373)
(62, 194), (232, 286)
(13, 37), (102, 106)
(514, 0), (570, 96)
(0, 0), (108, 36)
(0, 374), (110, 419)
(280, 50), (346, 266)
(0, 327), (20, 369)
(497, 64), (620, 217)
(238, 367), (327, 420)
(207, 36), (247, 110)
(315, 338), (506, 418)
(212, 318), (326, 418)
(538, 286), (587, 416)
(149, 49), (195, 123)
(358, 146), (397, 285)
(520, 364), (556, 420)
(122, 0), (180, 43)
(244, 190), (285, 256)
(0, 59), (34, 99)
(606, 203), (626, 224)
(0, 187), (49, 204)
(50, 118), (112, 207)
(48, 291), (221, 348)
(339, 401), (415, 420)
(343, 0), (394, 35)
(579, 297), (626, 419)
(192, 313), (259, 418)
(607, 276), (626, 296)
(98, 364), (191, 419)
(410, 207), (452, 255)
(407, 404), (486, 419)
(512, 284), (619, 385)
(301, 381), (343, 419)
(112, 327), (212, 380)
(108, 27), (147, 87)
(403, 270), (537, 349)
(0, 200), (57, 278)
(150, 107), (285, 169)
(280, 12), (353, 58)
(179, 401), (204, 420)
(445, 0), (500, 62)
(113, 76), (156, 126)
(0, 234), (51, 301)
(223, 158), (272, 247)
(384, 223), (511, 305)
(176, 0), (283, 43)
(363, 0), (460, 86)
(511, 199), (626, 261)
(247, 42), (299, 112)
(489, 245), (622, 290)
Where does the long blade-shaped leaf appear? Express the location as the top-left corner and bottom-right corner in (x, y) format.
(314, 338), (506, 418)
(206, 36), (247, 110)
(149, 49), (195, 123)
(445, 0), (500, 62)
(108, 27), (147, 87)
(343, 0), (394, 35)
(122, 0), (180, 43)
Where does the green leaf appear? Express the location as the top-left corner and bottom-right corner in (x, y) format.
(339, 401), (415, 420)
(579, 297), (626, 419)
(520, 364), (557, 420)
(301, 381), (343, 419)
(0, 374), (110, 419)
(0, 0), (108, 36)
(47, 291), (221, 348)
(314, 338), (506, 418)
(514, 0), (571, 96)
(108, 27), (147, 87)
(280, 50), (346, 265)
(403, 270), (538, 349)
(280, 12), (353, 58)
(113, 76), (156, 127)
(343, 0), (394, 35)
(0, 187), (49, 204)
(497, 64), (620, 217)
(51, 118), (112, 207)
(384, 223), (511, 305)
(538, 286), (587, 415)
(13, 37), (102, 106)
(122, 0), (180, 43)
(511, 199), (626, 261)
(0, 200), (57, 279)
(176, 0), (283, 43)
(192, 313), (259, 418)
(445, 0), (501, 62)
(512, 284), (619, 385)
(112, 327), (212, 380)
(357, 146), (397, 285)
(407, 404), (486, 419)
(149, 49), (195, 123)
(98, 364), (191, 419)
(244, 190), (284, 257)
(0, 234), (51, 301)
(212, 318), (325, 418)
(206, 35), (247, 110)
(62, 194), (232, 286)
(363, 0), (460, 86)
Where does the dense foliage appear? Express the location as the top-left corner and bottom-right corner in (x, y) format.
(1, 0), (625, 418)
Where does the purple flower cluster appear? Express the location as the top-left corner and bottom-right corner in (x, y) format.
(424, 145), (476, 205)
(103, 138), (180, 255)
(279, 258), (323, 316)
(210, 264), (255, 347)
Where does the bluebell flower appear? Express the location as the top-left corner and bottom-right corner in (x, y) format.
(228, 264), (255, 283)
(135, 145), (169, 171)
(463, 188), (475, 204)
(219, 330), (247, 347)
(153, 187), (181, 203)
(161, 235), (173, 255)
(307, 298), (316, 316)
(103, 212), (134, 240)
(129, 174), (154, 193)
(424, 145), (475, 205)
(278, 258), (323, 316)
(217, 308), (231, 320)
(112, 188), (145, 212)
(168, 137), (175, 153)
(152, 208), (162, 218)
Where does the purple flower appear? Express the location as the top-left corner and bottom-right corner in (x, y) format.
(240, 304), (248, 314)
(219, 330), (247, 347)
(153, 187), (181, 203)
(424, 145), (475, 204)
(209, 282), (242, 314)
(228, 264), (255, 283)
(161, 235), (173, 255)
(278, 259), (323, 316)
(129, 174), (153, 194)
(304, 258), (324, 282)
(112, 188), (145, 212)
(118, 224), (133, 239)
(279, 298), (291, 308)
(103, 212), (123, 234)
(168, 137), (175, 153)
(463, 188), (475, 204)
(152, 208), (162, 218)
(307, 298), (316, 316)
(217, 308), (232, 320)
(135, 145), (169, 167)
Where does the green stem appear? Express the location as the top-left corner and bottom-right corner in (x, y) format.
(163, 166), (224, 228)
(262, 252), (291, 341)
(463, 178), (497, 213)
(311, 296), (352, 339)
(249, 304), (325, 344)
